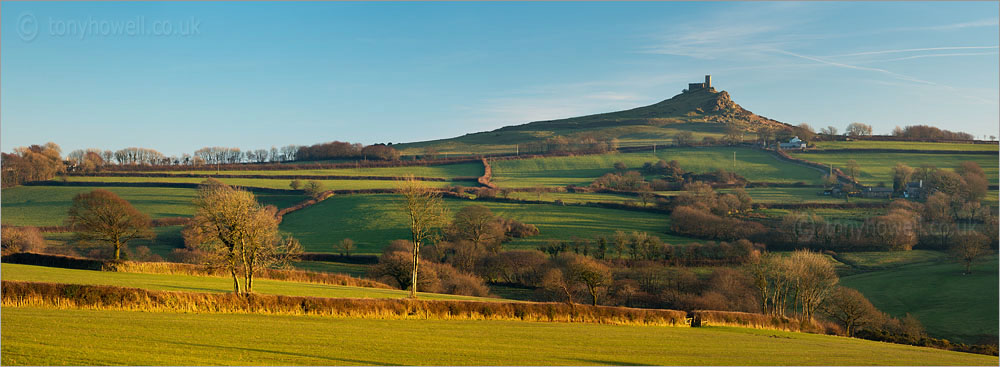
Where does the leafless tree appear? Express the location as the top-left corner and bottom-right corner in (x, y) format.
(66, 189), (154, 260)
(398, 175), (447, 298)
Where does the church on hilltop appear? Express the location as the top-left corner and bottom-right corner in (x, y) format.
(687, 75), (713, 92)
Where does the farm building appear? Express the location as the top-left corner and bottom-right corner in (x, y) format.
(779, 137), (807, 150)
(861, 186), (893, 199)
(904, 180), (925, 199)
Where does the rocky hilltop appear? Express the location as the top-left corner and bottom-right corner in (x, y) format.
(497, 87), (790, 133)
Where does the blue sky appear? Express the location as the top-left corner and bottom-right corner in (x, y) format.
(2, 1), (998, 156)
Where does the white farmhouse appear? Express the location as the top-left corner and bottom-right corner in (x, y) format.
(779, 136), (807, 150)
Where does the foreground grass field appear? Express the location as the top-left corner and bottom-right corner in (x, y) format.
(3, 307), (994, 365)
(0, 186), (305, 227)
(788, 151), (999, 186)
(278, 194), (694, 254)
(0, 264), (491, 302)
(841, 256), (999, 345)
(491, 147), (825, 188)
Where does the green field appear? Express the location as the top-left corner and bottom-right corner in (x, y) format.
(0, 264), (490, 302)
(141, 162), (483, 178)
(788, 151), (999, 186)
(491, 147), (825, 188)
(395, 123), (730, 156)
(841, 256), (999, 345)
(0, 186), (305, 227)
(3, 307), (993, 365)
(292, 261), (371, 277)
(506, 191), (643, 205)
(59, 176), (454, 191)
(718, 187), (885, 204)
(40, 225), (185, 259)
(279, 194), (693, 254)
(809, 140), (999, 152)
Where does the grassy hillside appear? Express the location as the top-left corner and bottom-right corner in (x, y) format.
(0, 264), (490, 302)
(841, 256), (999, 345)
(279, 194), (692, 254)
(491, 147), (824, 188)
(394, 88), (784, 156)
(0, 186), (305, 227)
(788, 151), (998, 185)
(396, 123), (730, 156)
(3, 307), (994, 365)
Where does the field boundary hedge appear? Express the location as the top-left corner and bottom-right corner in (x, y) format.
(478, 158), (497, 189)
(298, 253), (379, 264)
(97, 157), (484, 172)
(65, 172), (476, 182)
(799, 148), (999, 155)
(439, 192), (673, 214)
(691, 310), (837, 334)
(1, 253), (390, 289)
(770, 149), (854, 184)
(5, 217), (191, 233)
(1, 281), (689, 327)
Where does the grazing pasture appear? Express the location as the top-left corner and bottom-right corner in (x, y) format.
(717, 187), (885, 204)
(491, 147), (825, 188)
(278, 194), (693, 254)
(142, 162), (483, 178)
(59, 176), (453, 191)
(841, 256), (999, 345)
(2, 307), (993, 366)
(788, 151), (999, 185)
(40, 226), (185, 259)
(0, 264), (490, 302)
(808, 140), (998, 152)
(0, 186), (305, 227)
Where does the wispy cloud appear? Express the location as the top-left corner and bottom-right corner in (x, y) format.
(858, 51), (999, 64)
(772, 49), (939, 85)
(829, 46), (999, 57)
(919, 17), (999, 31)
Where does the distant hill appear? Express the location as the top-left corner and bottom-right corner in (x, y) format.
(395, 84), (790, 155)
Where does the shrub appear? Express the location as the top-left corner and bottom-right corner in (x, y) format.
(2, 280), (688, 327)
(1, 226), (46, 255)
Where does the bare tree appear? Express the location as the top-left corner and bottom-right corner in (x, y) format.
(845, 159), (860, 182)
(820, 126), (838, 136)
(566, 255), (612, 306)
(184, 179), (288, 295)
(821, 286), (880, 337)
(445, 205), (504, 252)
(788, 250), (839, 320)
(336, 238), (356, 257)
(541, 268), (574, 305)
(845, 122), (873, 137)
(398, 175), (447, 298)
(303, 180), (324, 199)
(950, 231), (990, 275)
(66, 189), (154, 260)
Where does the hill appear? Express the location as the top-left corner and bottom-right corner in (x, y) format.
(396, 82), (790, 155)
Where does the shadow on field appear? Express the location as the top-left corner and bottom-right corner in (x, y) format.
(569, 358), (648, 366)
(155, 340), (394, 365)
